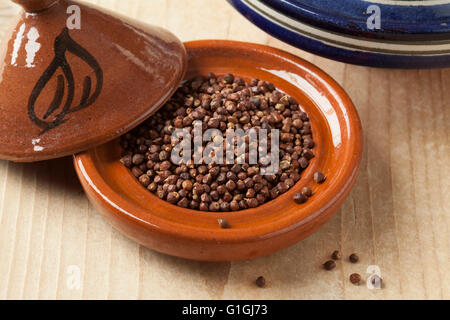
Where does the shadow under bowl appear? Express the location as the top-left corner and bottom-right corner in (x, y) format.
(73, 40), (363, 261)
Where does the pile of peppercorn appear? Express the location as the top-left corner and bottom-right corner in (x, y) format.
(120, 73), (316, 211)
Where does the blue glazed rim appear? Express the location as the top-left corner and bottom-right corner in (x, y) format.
(261, 0), (450, 41)
(228, 0), (450, 68)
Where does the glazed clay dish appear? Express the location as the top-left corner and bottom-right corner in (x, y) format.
(74, 40), (363, 261)
(0, 0), (186, 162)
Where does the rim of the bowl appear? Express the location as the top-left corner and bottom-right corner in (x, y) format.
(74, 40), (363, 244)
(228, 0), (450, 68)
(258, 0), (450, 40)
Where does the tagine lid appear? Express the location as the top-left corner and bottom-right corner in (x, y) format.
(0, 0), (187, 162)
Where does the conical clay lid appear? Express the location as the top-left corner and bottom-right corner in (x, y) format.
(0, 0), (187, 162)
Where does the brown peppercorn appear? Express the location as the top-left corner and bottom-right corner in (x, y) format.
(218, 218), (231, 229)
(209, 202), (220, 212)
(270, 188), (279, 199)
(202, 174), (213, 184)
(167, 184), (177, 193)
(249, 96), (261, 107)
(225, 180), (236, 191)
(190, 200), (199, 210)
(193, 184), (204, 195)
(237, 172), (247, 180)
(189, 168), (197, 178)
(138, 174), (151, 187)
(195, 174), (204, 184)
(182, 180), (193, 191)
(216, 172), (227, 184)
(230, 164), (241, 173)
(302, 149), (315, 160)
(256, 194), (265, 204)
(230, 201), (240, 211)
(299, 157), (309, 169)
(210, 190), (219, 201)
(166, 192), (180, 204)
(236, 180), (246, 191)
(290, 172), (300, 182)
(255, 276), (266, 288)
(246, 198), (259, 208)
(178, 189), (188, 198)
(210, 181), (219, 190)
(247, 166), (259, 176)
(239, 200), (248, 209)
(160, 160), (171, 171)
(159, 150), (169, 161)
(220, 202), (230, 212)
(177, 197), (189, 208)
(246, 188), (256, 198)
(149, 145), (160, 153)
(156, 189), (166, 199)
(349, 273), (361, 285)
(175, 170), (191, 180)
(228, 93), (239, 101)
(225, 101), (237, 113)
(198, 165), (208, 175)
(283, 177), (293, 187)
(299, 187), (311, 198)
(313, 172), (326, 184)
(131, 167), (143, 178)
(223, 73), (234, 84)
(323, 260), (336, 271)
(132, 154), (145, 165)
(331, 250), (341, 260)
(254, 183), (263, 193)
(226, 171), (237, 182)
(147, 182), (157, 192)
(209, 166), (220, 177)
(277, 182), (288, 194)
(292, 119), (303, 129)
(173, 117), (183, 128)
(120, 154), (132, 167)
(223, 192), (233, 202)
(200, 193), (211, 203)
(303, 137), (314, 149)
(182, 117), (193, 126)
(217, 185), (226, 195)
(165, 175), (178, 185)
(299, 112), (309, 121)
(349, 253), (359, 263)
(293, 192), (307, 204)
(207, 117), (219, 128)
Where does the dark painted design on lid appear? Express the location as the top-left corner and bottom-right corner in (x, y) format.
(28, 27), (103, 134)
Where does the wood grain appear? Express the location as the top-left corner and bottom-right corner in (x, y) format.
(0, 0), (448, 300)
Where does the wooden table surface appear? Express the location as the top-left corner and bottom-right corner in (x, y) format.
(0, 0), (448, 300)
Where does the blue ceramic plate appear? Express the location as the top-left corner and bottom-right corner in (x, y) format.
(228, 0), (450, 68)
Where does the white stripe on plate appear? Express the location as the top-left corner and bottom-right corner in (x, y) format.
(363, 0), (450, 6)
(245, 0), (450, 55)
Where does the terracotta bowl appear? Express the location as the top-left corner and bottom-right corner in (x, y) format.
(74, 40), (363, 261)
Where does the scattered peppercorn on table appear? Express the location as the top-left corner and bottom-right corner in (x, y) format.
(0, 0), (448, 300)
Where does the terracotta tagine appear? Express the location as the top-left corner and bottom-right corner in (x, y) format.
(74, 40), (364, 261)
(0, 0), (187, 162)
